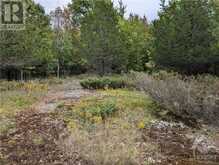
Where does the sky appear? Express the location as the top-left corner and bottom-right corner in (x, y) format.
(34, 0), (162, 21)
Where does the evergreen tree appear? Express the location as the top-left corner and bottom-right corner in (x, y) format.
(118, 0), (126, 17)
(68, 0), (92, 27)
(211, 0), (219, 74)
(81, 0), (126, 75)
(120, 14), (151, 71)
(153, 0), (217, 74)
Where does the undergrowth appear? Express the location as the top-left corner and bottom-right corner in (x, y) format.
(80, 76), (134, 90)
(56, 89), (156, 165)
(132, 71), (219, 126)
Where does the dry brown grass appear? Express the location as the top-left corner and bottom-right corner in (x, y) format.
(132, 71), (219, 126)
(59, 123), (140, 165)
(56, 89), (155, 165)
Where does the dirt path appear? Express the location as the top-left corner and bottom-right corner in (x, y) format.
(0, 79), (95, 165)
(33, 79), (94, 113)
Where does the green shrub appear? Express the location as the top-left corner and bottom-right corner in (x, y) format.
(64, 99), (118, 124)
(85, 100), (117, 120)
(80, 77), (127, 89)
(98, 101), (117, 120)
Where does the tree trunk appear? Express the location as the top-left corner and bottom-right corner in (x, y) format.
(20, 69), (24, 82)
(57, 61), (60, 79)
(101, 59), (105, 76)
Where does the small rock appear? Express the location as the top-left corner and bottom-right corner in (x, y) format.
(192, 135), (219, 155)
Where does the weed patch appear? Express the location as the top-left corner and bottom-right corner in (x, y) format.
(56, 89), (156, 165)
(0, 81), (48, 134)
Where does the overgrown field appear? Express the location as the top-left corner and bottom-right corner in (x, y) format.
(0, 81), (47, 134)
(0, 74), (219, 165)
(56, 89), (156, 164)
(0, 78), (64, 134)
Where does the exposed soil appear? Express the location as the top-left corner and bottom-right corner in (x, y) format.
(0, 80), (94, 165)
(1, 79), (219, 165)
(33, 79), (94, 113)
(0, 110), (96, 165)
(142, 121), (219, 165)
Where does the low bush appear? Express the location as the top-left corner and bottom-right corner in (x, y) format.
(86, 100), (117, 121)
(57, 97), (118, 126)
(80, 77), (127, 89)
(133, 72), (219, 126)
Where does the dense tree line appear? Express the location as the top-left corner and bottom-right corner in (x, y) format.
(153, 0), (219, 75)
(0, 0), (218, 80)
(69, 0), (151, 75)
(0, 0), (53, 79)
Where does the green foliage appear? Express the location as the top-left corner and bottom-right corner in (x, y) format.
(25, 2), (53, 62)
(60, 98), (117, 125)
(210, 0), (219, 74)
(62, 31), (88, 74)
(86, 100), (117, 121)
(56, 89), (155, 164)
(68, 0), (92, 26)
(80, 77), (127, 89)
(80, 0), (127, 75)
(119, 14), (151, 71)
(58, 89), (155, 127)
(0, 0), (152, 78)
(52, 28), (88, 75)
(2, 0), (219, 78)
(0, 1), (53, 65)
(68, 0), (152, 75)
(153, 0), (218, 75)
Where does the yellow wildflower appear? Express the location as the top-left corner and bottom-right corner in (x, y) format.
(92, 116), (102, 123)
(138, 121), (145, 129)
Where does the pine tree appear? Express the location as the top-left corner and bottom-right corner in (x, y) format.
(120, 14), (151, 71)
(153, 0), (217, 74)
(81, 0), (126, 75)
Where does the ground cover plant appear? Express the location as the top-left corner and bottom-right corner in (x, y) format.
(56, 89), (156, 165)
